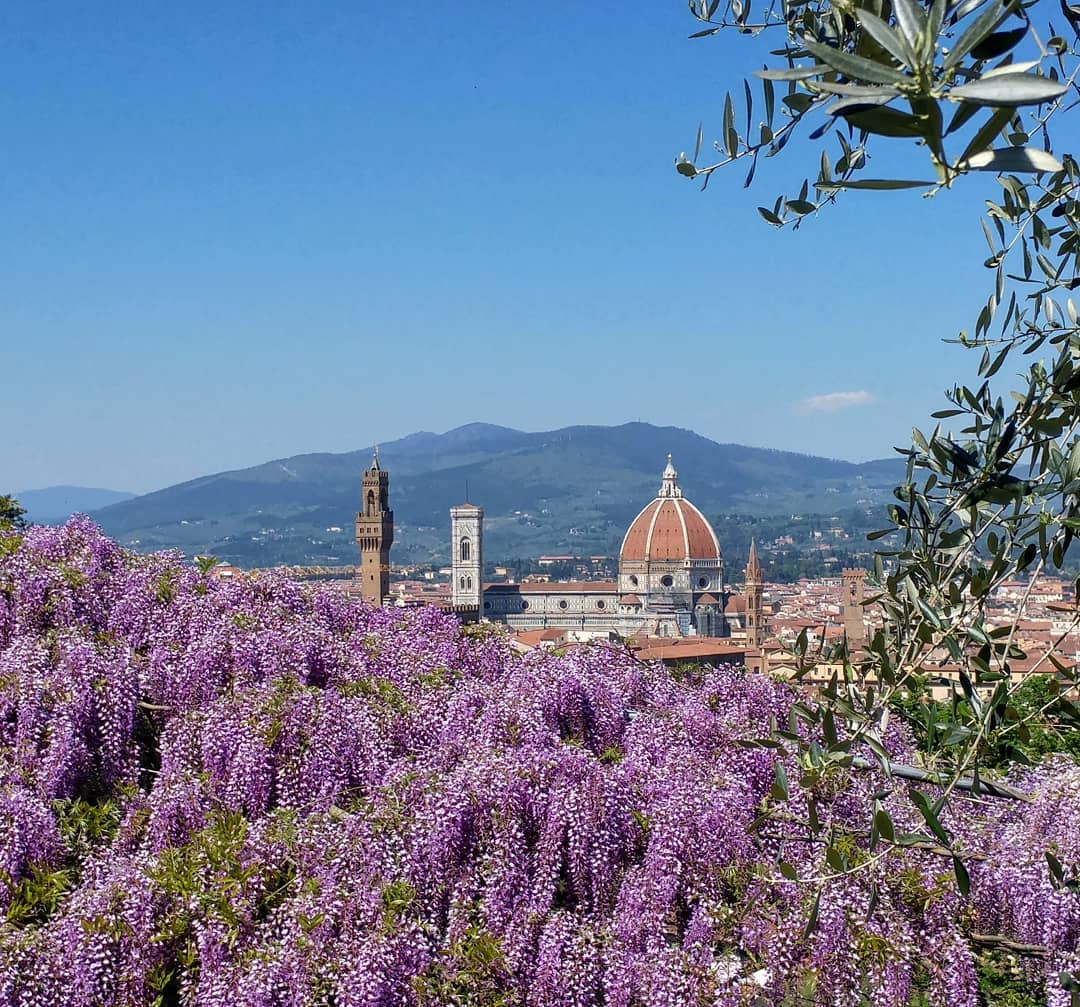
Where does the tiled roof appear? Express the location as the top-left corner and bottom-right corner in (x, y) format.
(620, 498), (720, 563)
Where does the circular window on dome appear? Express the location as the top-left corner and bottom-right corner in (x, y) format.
(661, 575), (674, 588)
(629, 575), (639, 587)
(483, 601), (491, 610)
(559, 600), (568, 610)
(596, 600), (605, 610)
(521, 600), (529, 610)
(698, 576), (708, 588)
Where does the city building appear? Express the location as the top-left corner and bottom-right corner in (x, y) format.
(451, 455), (729, 637)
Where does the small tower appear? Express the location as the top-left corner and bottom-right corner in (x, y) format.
(450, 501), (483, 613)
(744, 537), (765, 648)
(842, 568), (866, 649)
(355, 449), (394, 606)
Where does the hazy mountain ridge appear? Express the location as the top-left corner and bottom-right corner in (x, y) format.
(89, 422), (904, 567)
(18, 486), (136, 524)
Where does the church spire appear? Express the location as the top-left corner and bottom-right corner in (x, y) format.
(746, 537), (762, 584)
(744, 537), (765, 648)
(658, 453), (683, 499)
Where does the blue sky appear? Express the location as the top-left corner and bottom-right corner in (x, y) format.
(4, 0), (997, 493)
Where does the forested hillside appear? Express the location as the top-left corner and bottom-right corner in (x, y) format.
(90, 422), (902, 566)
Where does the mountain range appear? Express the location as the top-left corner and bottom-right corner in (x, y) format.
(68, 422), (904, 568)
(17, 486), (136, 524)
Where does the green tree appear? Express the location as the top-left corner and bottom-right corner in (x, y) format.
(0, 494), (27, 531)
(677, 0), (1080, 989)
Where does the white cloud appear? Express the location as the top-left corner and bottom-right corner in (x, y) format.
(794, 390), (875, 415)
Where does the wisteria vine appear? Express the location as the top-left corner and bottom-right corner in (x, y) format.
(0, 517), (1076, 1005)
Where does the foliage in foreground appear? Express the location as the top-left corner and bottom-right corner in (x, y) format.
(0, 518), (1077, 1005)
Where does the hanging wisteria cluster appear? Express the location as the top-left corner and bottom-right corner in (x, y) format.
(0, 517), (1077, 1006)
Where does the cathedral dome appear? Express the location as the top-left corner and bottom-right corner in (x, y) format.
(619, 455), (721, 564)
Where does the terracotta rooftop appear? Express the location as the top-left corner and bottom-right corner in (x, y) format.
(631, 637), (748, 663)
(621, 498), (721, 563)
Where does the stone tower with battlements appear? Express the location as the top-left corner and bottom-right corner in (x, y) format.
(842, 568), (866, 648)
(355, 450), (393, 606)
(450, 502), (483, 613)
(744, 538), (765, 648)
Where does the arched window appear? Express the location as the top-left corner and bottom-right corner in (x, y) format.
(460, 538), (471, 562)
(466, 576), (473, 590)
(459, 576), (466, 589)
(366, 490), (376, 516)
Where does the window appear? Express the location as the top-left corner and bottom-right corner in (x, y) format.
(459, 576), (466, 589)
(698, 577), (708, 588)
(484, 601), (491, 610)
(596, 600), (606, 610)
(559, 600), (568, 610)
(521, 600), (529, 610)
(629, 575), (639, 587)
(466, 576), (472, 590)
(366, 490), (376, 516)
(661, 575), (674, 588)
(460, 538), (471, 562)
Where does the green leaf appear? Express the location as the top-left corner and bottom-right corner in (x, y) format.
(802, 888), (821, 940)
(771, 761), (790, 801)
(949, 74), (1068, 107)
(802, 39), (910, 85)
(944, 0), (1006, 69)
(816, 178), (935, 190)
(841, 105), (926, 137)
(960, 147), (1064, 173)
(810, 81), (901, 98)
(827, 93), (899, 115)
(756, 64), (832, 80)
(969, 26), (1028, 60)
(893, 0), (929, 52)
(910, 789), (952, 845)
(953, 855), (971, 896)
(757, 206), (783, 225)
(957, 106), (1014, 163)
(855, 10), (916, 67)
(874, 808), (896, 843)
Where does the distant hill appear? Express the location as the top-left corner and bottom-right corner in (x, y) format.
(91, 422), (904, 567)
(18, 486), (136, 524)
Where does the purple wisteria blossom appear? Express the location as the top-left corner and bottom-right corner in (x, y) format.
(0, 518), (1075, 1006)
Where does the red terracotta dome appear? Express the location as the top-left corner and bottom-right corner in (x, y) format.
(619, 455), (721, 563)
